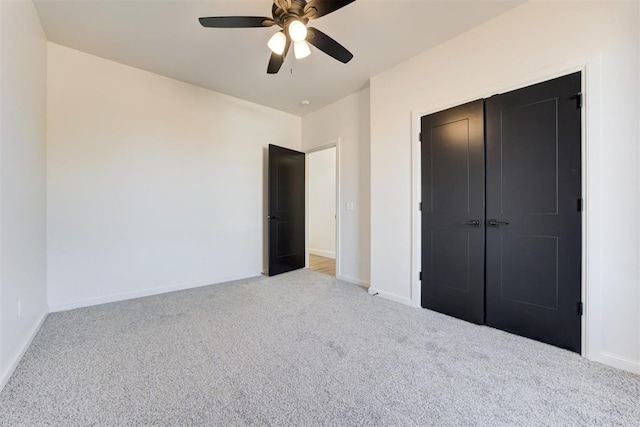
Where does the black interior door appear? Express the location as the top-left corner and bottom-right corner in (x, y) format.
(485, 72), (582, 352)
(421, 100), (485, 324)
(268, 144), (305, 276)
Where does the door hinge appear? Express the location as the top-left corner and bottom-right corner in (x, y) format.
(578, 198), (584, 212)
(419, 202), (422, 211)
(419, 132), (422, 142)
(578, 302), (584, 316)
(419, 271), (422, 281)
(575, 92), (583, 109)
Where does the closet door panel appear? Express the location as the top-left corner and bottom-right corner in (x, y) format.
(421, 100), (485, 325)
(485, 72), (582, 353)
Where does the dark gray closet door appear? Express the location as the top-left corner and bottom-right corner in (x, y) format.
(421, 100), (485, 324)
(485, 72), (582, 352)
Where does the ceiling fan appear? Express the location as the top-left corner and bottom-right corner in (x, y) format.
(199, 0), (356, 74)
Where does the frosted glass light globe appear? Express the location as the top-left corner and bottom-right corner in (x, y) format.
(289, 20), (308, 42)
(294, 40), (311, 59)
(267, 31), (287, 55)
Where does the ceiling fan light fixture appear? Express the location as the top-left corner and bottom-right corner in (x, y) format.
(288, 20), (308, 42)
(267, 31), (287, 55)
(199, 0), (356, 74)
(293, 40), (311, 59)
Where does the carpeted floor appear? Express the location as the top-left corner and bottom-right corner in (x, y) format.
(0, 269), (638, 426)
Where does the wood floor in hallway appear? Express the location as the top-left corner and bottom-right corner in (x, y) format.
(309, 254), (335, 277)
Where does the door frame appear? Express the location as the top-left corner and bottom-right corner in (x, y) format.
(410, 58), (601, 359)
(305, 139), (342, 278)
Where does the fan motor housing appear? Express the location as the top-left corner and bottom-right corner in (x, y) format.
(272, 0), (311, 28)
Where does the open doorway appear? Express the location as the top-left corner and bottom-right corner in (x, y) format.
(307, 146), (337, 277)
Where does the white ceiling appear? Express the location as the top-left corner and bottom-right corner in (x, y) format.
(34, 0), (524, 115)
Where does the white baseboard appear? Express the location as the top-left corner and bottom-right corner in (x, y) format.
(0, 310), (48, 392)
(368, 287), (413, 306)
(309, 248), (336, 259)
(596, 352), (640, 374)
(337, 274), (370, 288)
(49, 274), (260, 313)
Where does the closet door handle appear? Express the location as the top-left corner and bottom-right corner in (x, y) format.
(463, 219), (482, 227)
(488, 219), (509, 227)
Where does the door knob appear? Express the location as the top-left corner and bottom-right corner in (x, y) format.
(463, 219), (482, 227)
(267, 215), (280, 220)
(488, 219), (509, 227)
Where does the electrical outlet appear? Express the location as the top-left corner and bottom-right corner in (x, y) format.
(17, 299), (21, 317)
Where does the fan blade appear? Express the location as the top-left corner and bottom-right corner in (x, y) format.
(305, 0), (356, 19)
(307, 27), (353, 63)
(199, 16), (273, 28)
(267, 34), (292, 74)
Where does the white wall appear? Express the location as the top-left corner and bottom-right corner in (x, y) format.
(0, 0), (48, 389)
(369, 1), (640, 373)
(47, 43), (301, 311)
(308, 147), (336, 259)
(302, 89), (370, 286)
